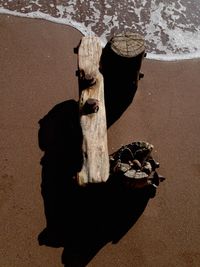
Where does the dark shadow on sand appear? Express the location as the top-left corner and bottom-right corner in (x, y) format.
(37, 99), (155, 267)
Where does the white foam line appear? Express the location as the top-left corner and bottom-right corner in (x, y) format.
(0, 8), (89, 36)
(1, 8), (200, 61)
(147, 52), (200, 61)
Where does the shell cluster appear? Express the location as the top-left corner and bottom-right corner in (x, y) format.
(110, 141), (165, 189)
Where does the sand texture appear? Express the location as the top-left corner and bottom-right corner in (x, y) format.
(0, 15), (200, 267)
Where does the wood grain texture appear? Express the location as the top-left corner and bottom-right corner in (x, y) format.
(110, 32), (145, 58)
(77, 36), (109, 185)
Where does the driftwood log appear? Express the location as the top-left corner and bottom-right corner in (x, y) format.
(102, 32), (145, 78)
(75, 33), (164, 191)
(101, 32), (146, 127)
(77, 36), (109, 186)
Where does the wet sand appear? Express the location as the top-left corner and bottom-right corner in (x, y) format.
(0, 15), (200, 266)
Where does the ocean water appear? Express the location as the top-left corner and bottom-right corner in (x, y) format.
(0, 0), (200, 61)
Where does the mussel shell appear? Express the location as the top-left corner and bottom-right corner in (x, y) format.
(124, 170), (148, 179)
(113, 162), (130, 173)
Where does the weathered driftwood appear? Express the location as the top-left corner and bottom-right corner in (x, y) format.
(110, 141), (165, 189)
(77, 36), (109, 186)
(101, 32), (146, 81)
(100, 32), (146, 127)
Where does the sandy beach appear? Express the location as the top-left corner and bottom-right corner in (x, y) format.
(0, 14), (200, 266)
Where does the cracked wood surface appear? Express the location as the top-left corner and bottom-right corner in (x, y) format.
(77, 36), (109, 185)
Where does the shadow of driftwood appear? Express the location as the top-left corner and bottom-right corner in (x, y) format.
(100, 43), (145, 128)
(61, 182), (154, 267)
(37, 99), (155, 267)
(38, 99), (83, 246)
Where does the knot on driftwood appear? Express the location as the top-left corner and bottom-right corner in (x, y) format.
(79, 69), (97, 89)
(110, 141), (165, 190)
(81, 98), (99, 115)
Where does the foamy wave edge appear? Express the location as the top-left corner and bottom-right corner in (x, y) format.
(1, 9), (200, 62)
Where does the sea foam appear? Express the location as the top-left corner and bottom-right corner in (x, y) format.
(0, 0), (200, 61)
